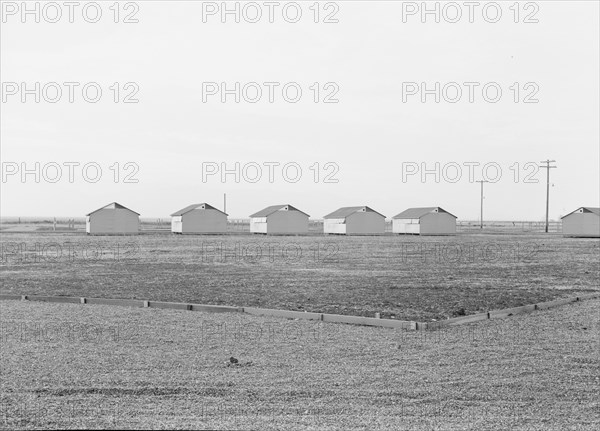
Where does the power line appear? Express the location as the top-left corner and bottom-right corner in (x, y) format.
(476, 180), (489, 229)
(539, 160), (557, 233)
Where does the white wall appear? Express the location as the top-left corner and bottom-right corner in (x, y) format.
(250, 217), (268, 234)
(392, 219), (420, 234)
(171, 216), (183, 233)
(563, 213), (600, 237)
(324, 218), (346, 234)
(87, 209), (139, 234)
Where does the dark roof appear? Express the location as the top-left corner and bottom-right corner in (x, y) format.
(170, 203), (227, 217)
(323, 206), (386, 219)
(561, 207), (600, 219)
(86, 202), (139, 216)
(250, 204), (309, 218)
(393, 207), (457, 219)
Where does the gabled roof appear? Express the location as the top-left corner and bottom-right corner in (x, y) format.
(324, 206), (386, 219)
(393, 207), (457, 219)
(250, 204), (309, 218)
(86, 202), (139, 216)
(171, 203), (227, 217)
(561, 207), (600, 219)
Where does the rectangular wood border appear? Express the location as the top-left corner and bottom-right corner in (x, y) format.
(0, 294), (23, 300)
(244, 307), (323, 321)
(148, 301), (192, 311)
(423, 312), (490, 329)
(84, 298), (145, 308)
(322, 313), (416, 329)
(191, 304), (244, 313)
(535, 297), (579, 310)
(27, 295), (82, 304)
(1, 292), (598, 331)
(489, 304), (537, 319)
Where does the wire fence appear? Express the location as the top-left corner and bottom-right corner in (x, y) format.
(227, 219), (324, 233)
(456, 220), (562, 233)
(0, 218), (562, 234)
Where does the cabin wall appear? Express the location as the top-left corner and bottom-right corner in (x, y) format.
(392, 218), (421, 234)
(171, 216), (183, 233)
(419, 213), (456, 235)
(266, 211), (309, 234)
(345, 212), (385, 234)
(250, 217), (268, 233)
(177, 209), (227, 233)
(87, 209), (139, 234)
(323, 218), (347, 234)
(562, 213), (600, 237)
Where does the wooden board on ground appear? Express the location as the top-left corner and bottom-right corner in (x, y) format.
(244, 307), (322, 321)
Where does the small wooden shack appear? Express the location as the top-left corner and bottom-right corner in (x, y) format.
(249, 204), (309, 234)
(392, 207), (456, 235)
(171, 203), (228, 234)
(323, 206), (386, 235)
(86, 202), (140, 235)
(561, 207), (600, 237)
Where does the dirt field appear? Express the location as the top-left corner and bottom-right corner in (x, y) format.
(0, 298), (598, 430)
(1, 232), (598, 321)
(0, 233), (600, 321)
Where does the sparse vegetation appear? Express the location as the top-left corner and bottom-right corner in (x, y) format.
(1, 232), (598, 321)
(0, 299), (598, 430)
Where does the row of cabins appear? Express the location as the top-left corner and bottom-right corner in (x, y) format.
(86, 202), (600, 237)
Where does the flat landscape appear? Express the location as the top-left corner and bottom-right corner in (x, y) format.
(1, 298), (598, 430)
(1, 231), (598, 321)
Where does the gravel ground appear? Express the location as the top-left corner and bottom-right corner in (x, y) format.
(0, 298), (598, 430)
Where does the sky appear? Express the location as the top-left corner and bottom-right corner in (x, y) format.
(1, 0), (599, 220)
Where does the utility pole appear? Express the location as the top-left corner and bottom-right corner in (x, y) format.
(223, 193), (227, 214)
(476, 180), (489, 229)
(539, 160), (557, 232)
